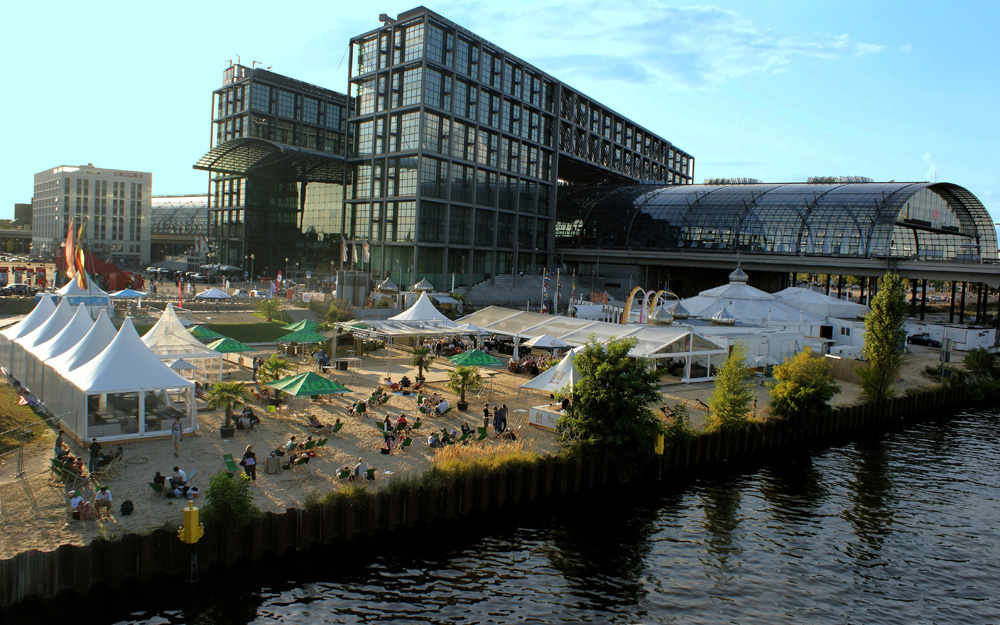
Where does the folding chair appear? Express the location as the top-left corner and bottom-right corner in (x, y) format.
(440, 406), (453, 416)
(303, 440), (316, 451)
(316, 437), (329, 449)
(222, 454), (241, 473)
(186, 468), (198, 483)
(477, 427), (489, 441)
(337, 468), (350, 481)
(148, 482), (166, 500)
(396, 422), (407, 432)
(458, 431), (471, 443)
(400, 437), (413, 450)
(266, 404), (277, 414)
(365, 467), (377, 481)
(410, 421), (422, 431)
(331, 421), (344, 435)
(294, 456), (309, 467)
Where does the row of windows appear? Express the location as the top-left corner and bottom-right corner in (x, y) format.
(244, 83), (345, 131)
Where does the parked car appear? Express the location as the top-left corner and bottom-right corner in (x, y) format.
(907, 333), (942, 348)
(0, 284), (37, 297)
(189, 273), (207, 282)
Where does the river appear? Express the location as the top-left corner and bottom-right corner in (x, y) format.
(13, 409), (999, 624)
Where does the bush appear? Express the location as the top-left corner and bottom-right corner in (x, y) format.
(201, 473), (264, 528)
(325, 302), (353, 323)
(768, 348), (840, 423)
(859, 272), (907, 400)
(707, 341), (754, 432)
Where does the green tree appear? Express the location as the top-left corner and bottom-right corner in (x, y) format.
(411, 345), (435, 380)
(556, 337), (664, 470)
(255, 297), (284, 322)
(204, 381), (254, 427)
(963, 346), (997, 376)
(201, 472), (264, 528)
(768, 347), (840, 422)
(446, 365), (481, 407)
(707, 341), (753, 432)
(325, 302), (353, 323)
(858, 272), (907, 400)
(257, 354), (293, 385)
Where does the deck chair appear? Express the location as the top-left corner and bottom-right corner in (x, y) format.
(440, 406), (453, 416)
(418, 406), (427, 414)
(331, 421), (344, 435)
(337, 468), (350, 480)
(222, 454), (241, 473)
(316, 437), (329, 449)
(148, 482), (166, 500)
(400, 437), (413, 450)
(294, 455), (309, 467)
(50, 459), (84, 489)
(365, 467), (376, 481)
(266, 404), (277, 414)
(302, 440), (316, 451)
(396, 422), (407, 432)
(416, 394), (425, 405)
(458, 431), (471, 442)
(477, 427), (489, 441)
(410, 421), (422, 431)
(186, 468), (198, 483)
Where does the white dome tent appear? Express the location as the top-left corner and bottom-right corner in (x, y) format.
(142, 304), (223, 380)
(0, 293), (55, 369)
(23, 304), (93, 398)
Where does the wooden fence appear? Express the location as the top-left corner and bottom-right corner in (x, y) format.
(0, 384), (968, 608)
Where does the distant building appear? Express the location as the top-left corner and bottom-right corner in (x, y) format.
(32, 164), (151, 267)
(150, 195), (209, 264)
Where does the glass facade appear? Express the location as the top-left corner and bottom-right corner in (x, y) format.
(555, 182), (998, 263)
(346, 7), (694, 290)
(204, 66), (348, 276)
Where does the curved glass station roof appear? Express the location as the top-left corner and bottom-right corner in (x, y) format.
(194, 138), (345, 183)
(556, 182), (997, 263)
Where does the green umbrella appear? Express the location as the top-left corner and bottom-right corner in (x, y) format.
(281, 318), (321, 332)
(277, 329), (329, 344)
(448, 349), (506, 367)
(190, 325), (226, 341)
(208, 336), (255, 353)
(339, 320), (371, 331)
(265, 372), (351, 396)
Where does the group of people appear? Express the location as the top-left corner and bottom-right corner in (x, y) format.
(344, 456), (374, 482)
(68, 485), (114, 520)
(385, 375), (416, 393)
(426, 422), (473, 448)
(508, 354), (553, 376)
(420, 393), (450, 415)
(152, 467), (199, 499)
(422, 337), (468, 357)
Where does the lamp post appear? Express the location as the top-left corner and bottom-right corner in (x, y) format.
(284, 257), (289, 282)
(250, 253), (255, 287)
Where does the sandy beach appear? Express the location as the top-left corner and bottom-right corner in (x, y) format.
(0, 315), (943, 561)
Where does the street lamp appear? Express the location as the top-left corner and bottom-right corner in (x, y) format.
(284, 257), (289, 281)
(250, 253), (255, 287)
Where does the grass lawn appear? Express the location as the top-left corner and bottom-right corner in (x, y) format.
(207, 321), (294, 343)
(0, 378), (50, 451)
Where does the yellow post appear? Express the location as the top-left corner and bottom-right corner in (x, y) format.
(177, 500), (205, 544)
(655, 433), (665, 455)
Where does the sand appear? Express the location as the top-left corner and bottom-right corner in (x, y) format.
(0, 323), (946, 560)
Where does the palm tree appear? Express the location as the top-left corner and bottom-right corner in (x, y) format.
(205, 381), (254, 428)
(257, 354), (294, 385)
(411, 345), (435, 380)
(256, 297), (284, 322)
(447, 365), (481, 409)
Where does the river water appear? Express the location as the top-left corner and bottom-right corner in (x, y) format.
(17, 409), (1000, 624)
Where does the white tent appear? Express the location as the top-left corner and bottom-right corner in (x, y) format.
(55, 275), (113, 317)
(142, 304), (223, 380)
(24, 304), (93, 396)
(522, 333), (569, 349)
(0, 293), (55, 368)
(520, 346), (584, 393)
(11, 298), (75, 388)
(774, 287), (870, 319)
(193, 287), (231, 299)
(62, 319), (196, 440)
(389, 291), (451, 322)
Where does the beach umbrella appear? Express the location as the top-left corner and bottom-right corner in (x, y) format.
(282, 318), (321, 332)
(166, 358), (199, 371)
(265, 372), (351, 396)
(208, 337), (255, 353)
(190, 325), (226, 341)
(448, 349), (505, 367)
(193, 287), (231, 300)
(277, 329), (329, 344)
(522, 334), (569, 349)
(109, 288), (149, 299)
(339, 320), (371, 331)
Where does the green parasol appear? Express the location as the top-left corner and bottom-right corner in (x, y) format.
(339, 320), (371, 331)
(190, 325), (226, 341)
(265, 372), (351, 396)
(208, 336), (255, 353)
(276, 329), (329, 344)
(281, 318), (321, 332)
(448, 349), (506, 367)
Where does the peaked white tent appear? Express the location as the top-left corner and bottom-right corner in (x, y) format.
(520, 346), (584, 393)
(23, 304), (93, 396)
(142, 304), (223, 379)
(55, 275), (113, 317)
(0, 293), (56, 368)
(11, 298), (75, 387)
(390, 291), (451, 322)
(193, 287), (231, 299)
(62, 319), (196, 439)
(522, 333), (569, 349)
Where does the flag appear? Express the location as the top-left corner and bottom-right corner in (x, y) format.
(541, 268), (549, 314)
(352, 241), (358, 264)
(75, 221), (88, 290)
(362, 240), (370, 263)
(341, 239), (347, 263)
(64, 217), (76, 279)
(277, 271), (283, 285)
(177, 278), (183, 308)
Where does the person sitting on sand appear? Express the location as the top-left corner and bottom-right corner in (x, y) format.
(395, 414), (408, 431)
(69, 490), (85, 519)
(309, 415), (334, 434)
(285, 436), (299, 452)
(382, 415), (392, 433)
(461, 422), (473, 436)
(94, 486), (113, 516)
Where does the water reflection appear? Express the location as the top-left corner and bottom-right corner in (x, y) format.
(759, 452), (828, 524)
(843, 437), (896, 562)
(698, 475), (746, 576)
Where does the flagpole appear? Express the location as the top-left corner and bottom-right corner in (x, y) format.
(555, 268), (560, 315)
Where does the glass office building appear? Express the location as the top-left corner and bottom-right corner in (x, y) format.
(556, 181), (998, 263)
(346, 7), (694, 289)
(195, 65), (348, 278)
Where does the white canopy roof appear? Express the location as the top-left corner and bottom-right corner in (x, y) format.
(143, 304), (222, 359)
(66, 318), (194, 394)
(33, 305), (94, 362)
(15, 298), (75, 351)
(1, 294), (55, 341)
(773, 287), (869, 319)
(521, 346), (584, 392)
(193, 287), (231, 299)
(522, 333), (569, 349)
(56, 275), (109, 297)
(389, 292), (451, 322)
(48, 309), (119, 374)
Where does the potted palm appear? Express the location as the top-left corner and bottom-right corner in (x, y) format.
(204, 381), (254, 438)
(447, 365), (481, 411)
(257, 354), (293, 384)
(411, 345), (435, 381)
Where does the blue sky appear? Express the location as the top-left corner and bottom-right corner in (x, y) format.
(1, 0), (997, 224)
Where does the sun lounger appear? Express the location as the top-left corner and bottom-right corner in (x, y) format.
(337, 468), (350, 480)
(222, 454), (241, 473)
(401, 437), (412, 449)
(477, 427), (488, 441)
(458, 431), (471, 442)
(331, 421), (344, 435)
(410, 421), (422, 431)
(148, 482), (166, 499)
(302, 440), (316, 451)
(365, 467), (376, 481)
(316, 437), (329, 449)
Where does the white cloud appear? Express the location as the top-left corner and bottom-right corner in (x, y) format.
(923, 151), (938, 182)
(454, 1), (891, 90)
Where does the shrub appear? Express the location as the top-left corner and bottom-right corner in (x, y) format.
(768, 348), (840, 423)
(707, 341), (754, 432)
(201, 472), (264, 528)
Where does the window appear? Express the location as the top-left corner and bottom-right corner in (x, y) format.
(419, 201), (446, 243)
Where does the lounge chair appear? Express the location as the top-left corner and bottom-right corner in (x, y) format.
(295, 456), (309, 466)
(266, 404), (277, 414)
(302, 440), (316, 451)
(396, 422), (407, 432)
(148, 482), (166, 500)
(477, 427), (488, 441)
(439, 406), (453, 416)
(418, 406), (427, 414)
(411, 421), (422, 431)
(186, 468), (198, 483)
(222, 454), (241, 473)
(316, 437), (329, 449)
(337, 468), (350, 480)
(50, 459), (85, 489)
(401, 437), (412, 449)
(331, 421), (344, 435)
(365, 467), (376, 481)
(458, 431), (471, 442)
